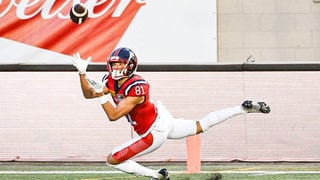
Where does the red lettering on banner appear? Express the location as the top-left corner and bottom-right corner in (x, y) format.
(0, 0), (145, 62)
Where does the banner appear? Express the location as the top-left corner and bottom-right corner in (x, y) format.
(0, 0), (217, 65)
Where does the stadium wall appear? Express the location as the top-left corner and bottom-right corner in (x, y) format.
(0, 64), (319, 162)
(217, 0), (320, 63)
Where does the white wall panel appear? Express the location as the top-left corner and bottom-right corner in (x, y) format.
(0, 71), (319, 162)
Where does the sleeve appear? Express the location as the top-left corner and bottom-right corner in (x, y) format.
(101, 72), (110, 82)
(125, 81), (149, 97)
(101, 73), (111, 87)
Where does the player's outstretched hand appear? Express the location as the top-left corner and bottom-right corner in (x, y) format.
(86, 77), (105, 93)
(72, 52), (92, 74)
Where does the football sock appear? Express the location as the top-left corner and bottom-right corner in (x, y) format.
(107, 160), (158, 178)
(199, 106), (245, 132)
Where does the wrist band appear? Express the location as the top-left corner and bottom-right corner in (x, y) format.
(99, 95), (109, 104)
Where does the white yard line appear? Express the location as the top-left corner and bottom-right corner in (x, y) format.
(0, 171), (124, 174)
(216, 170), (320, 174)
(0, 170), (319, 174)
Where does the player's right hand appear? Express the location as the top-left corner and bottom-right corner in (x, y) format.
(72, 52), (92, 74)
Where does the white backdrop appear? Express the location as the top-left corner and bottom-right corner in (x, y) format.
(1, 71), (320, 162)
(118, 0), (218, 64)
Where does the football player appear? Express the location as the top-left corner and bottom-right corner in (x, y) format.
(72, 47), (271, 180)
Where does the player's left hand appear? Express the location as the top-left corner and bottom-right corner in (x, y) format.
(86, 77), (105, 93)
(72, 52), (92, 74)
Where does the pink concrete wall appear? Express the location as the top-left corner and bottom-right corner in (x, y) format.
(0, 71), (319, 162)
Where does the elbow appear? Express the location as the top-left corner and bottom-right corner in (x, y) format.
(106, 113), (121, 121)
(107, 115), (119, 121)
(83, 94), (92, 99)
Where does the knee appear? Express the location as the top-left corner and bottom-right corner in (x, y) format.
(196, 121), (204, 134)
(106, 153), (120, 165)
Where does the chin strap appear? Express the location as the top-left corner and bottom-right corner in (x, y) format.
(111, 69), (126, 80)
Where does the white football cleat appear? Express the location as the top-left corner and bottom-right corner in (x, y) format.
(242, 100), (271, 114)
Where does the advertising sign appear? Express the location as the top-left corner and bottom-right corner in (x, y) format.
(0, 0), (216, 65)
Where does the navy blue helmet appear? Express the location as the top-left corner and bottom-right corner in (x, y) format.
(107, 47), (138, 80)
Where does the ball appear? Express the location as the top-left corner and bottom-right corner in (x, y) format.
(69, 3), (88, 24)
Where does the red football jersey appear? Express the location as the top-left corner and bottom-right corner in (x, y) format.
(105, 74), (157, 135)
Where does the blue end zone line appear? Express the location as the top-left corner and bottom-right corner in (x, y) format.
(0, 171), (320, 174)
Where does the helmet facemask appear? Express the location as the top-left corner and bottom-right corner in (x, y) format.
(108, 59), (128, 80)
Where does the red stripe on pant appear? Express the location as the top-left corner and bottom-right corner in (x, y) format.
(112, 133), (153, 162)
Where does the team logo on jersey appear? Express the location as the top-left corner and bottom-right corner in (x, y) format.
(113, 94), (125, 104)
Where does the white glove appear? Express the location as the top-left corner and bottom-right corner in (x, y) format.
(86, 77), (109, 104)
(72, 52), (92, 74)
(86, 77), (106, 93)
